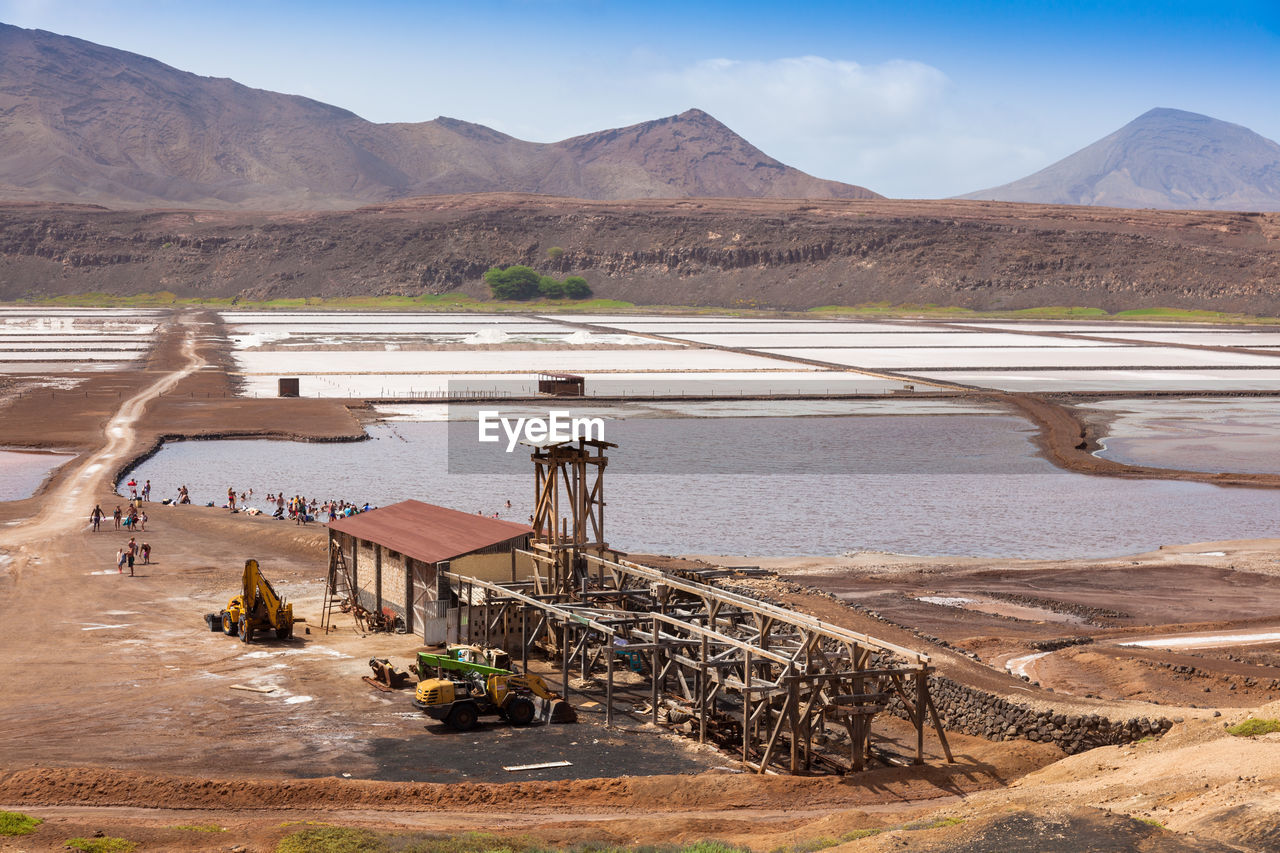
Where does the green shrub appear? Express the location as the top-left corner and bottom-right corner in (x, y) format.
(484, 265), (542, 300)
(538, 276), (566, 298)
(275, 826), (384, 853)
(174, 823), (226, 832)
(64, 838), (137, 853)
(563, 276), (592, 299)
(0, 810), (42, 836)
(1227, 718), (1280, 737)
(839, 828), (882, 841)
(547, 247), (565, 260)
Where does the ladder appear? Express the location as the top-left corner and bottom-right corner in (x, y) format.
(321, 543), (363, 633)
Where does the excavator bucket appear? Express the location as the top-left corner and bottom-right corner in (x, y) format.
(533, 695), (577, 724)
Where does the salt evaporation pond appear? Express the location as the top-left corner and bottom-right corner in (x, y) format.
(125, 413), (1280, 559)
(235, 370), (915, 398)
(1085, 398), (1280, 474)
(0, 449), (74, 501)
(911, 369), (1280, 392)
(766, 346), (1280, 370)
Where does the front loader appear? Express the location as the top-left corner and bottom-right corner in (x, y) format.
(411, 644), (576, 729)
(413, 670), (574, 730)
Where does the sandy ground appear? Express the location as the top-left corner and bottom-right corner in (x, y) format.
(0, 308), (1277, 852)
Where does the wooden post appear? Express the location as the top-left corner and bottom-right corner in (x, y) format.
(699, 635), (709, 745)
(504, 603), (511, 652)
(404, 558), (414, 635)
(788, 679), (800, 774)
(606, 640), (615, 728)
(326, 530), (336, 594)
(521, 607), (529, 671)
(742, 652), (752, 764)
(651, 616), (660, 726)
(466, 580), (473, 643)
(561, 622), (571, 699)
(915, 669), (926, 766)
(374, 544), (383, 617)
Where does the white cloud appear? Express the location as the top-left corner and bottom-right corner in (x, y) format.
(662, 56), (951, 139)
(644, 55), (1055, 197)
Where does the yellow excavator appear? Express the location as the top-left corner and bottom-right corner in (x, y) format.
(218, 559), (295, 643)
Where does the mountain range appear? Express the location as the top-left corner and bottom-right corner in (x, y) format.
(963, 108), (1280, 211)
(0, 22), (877, 210)
(3, 23), (1280, 214)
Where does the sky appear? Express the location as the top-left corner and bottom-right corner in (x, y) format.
(2, 0), (1277, 198)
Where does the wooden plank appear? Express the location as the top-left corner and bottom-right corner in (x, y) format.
(503, 761), (572, 772)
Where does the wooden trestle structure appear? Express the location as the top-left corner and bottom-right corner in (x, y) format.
(440, 438), (950, 775)
(528, 436), (613, 597)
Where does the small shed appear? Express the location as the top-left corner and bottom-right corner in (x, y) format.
(278, 377), (300, 397)
(327, 500), (532, 643)
(537, 372), (585, 396)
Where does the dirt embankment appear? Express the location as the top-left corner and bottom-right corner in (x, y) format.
(1, 195), (1279, 313)
(1003, 392), (1280, 488)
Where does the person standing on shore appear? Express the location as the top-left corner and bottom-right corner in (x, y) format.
(116, 548), (126, 573)
(126, 537), (137, 576)
(90, 505), (103, 532)
(113, 505), (122, 530)
(141, 542), (151, 565)
(142, 480), (151, 501)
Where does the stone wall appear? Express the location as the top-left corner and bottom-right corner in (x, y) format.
(886, 672), (1173, 754)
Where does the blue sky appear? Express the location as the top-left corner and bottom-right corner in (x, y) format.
(2, 0), (1277, 197)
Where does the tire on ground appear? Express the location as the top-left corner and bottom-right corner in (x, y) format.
(505, 696), (536, 726)
(447, 703), (479, 731)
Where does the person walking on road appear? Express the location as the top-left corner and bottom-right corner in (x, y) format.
(90, 505), (104, 532)
(116, 548), (126, 573)
(126, 537), (137, 576)
(113, 505), (122, 530)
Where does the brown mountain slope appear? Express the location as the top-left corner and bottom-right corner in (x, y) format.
(1, 195), (1277, 313)
(0, 24), (878, 209)
(962, 108), (1280, 211)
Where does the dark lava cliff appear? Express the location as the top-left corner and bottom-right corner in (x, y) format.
(2, 194), (1279, 313)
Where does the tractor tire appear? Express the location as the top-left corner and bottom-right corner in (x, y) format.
(221, 611), (237, 636)
(275, 621), (292, 640)
(239, 616), (253, 644)
(446, 703), (479, 731)
(505, 696), (536, 726)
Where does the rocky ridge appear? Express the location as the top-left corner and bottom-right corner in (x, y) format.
(1, 195), (1279, 313)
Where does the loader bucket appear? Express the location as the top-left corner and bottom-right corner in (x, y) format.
(533, 695), (577, 723)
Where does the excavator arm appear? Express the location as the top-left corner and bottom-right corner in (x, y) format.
(225, 559), (294, 642)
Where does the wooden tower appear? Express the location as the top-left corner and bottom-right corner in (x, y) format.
(528, 437), (614, 598)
